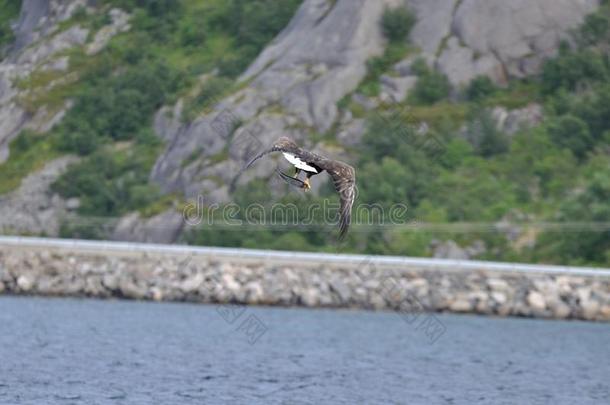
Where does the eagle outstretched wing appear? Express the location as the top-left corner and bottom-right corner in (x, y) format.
(241, 137), (356, 240)
(243, 137), (321, 171)
(316, 160), (356, 241)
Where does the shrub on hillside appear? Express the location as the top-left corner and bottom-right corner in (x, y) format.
(381, 6), (416, 43)
(466, 76), (497, 101)
(579, 7), (610, 45)
(410, 60), (451, 105)
(52, 146), (160, 217)
(541, 48), (608, 94)
(547, 114), (594, 160)
(537, 161), (610, 265)
(465, 109), (509, 157)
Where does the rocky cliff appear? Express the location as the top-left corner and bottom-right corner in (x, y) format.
(0, 0), (130, 235)
(150, 0), (598, 204)
(0, 0), (89, 162)
(0, 0), (601, 242)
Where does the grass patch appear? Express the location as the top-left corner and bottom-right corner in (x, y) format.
(0, 131), (60, 195)
(138, 193), (178, 218)
(406, 102), (468, 129)
(483, 81), (541, 109)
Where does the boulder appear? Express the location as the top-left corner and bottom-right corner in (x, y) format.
(436, 37), (505, 86)
(449, 298), (473, 312)
(380, 75), (417, 103)
(111, 209), (185, 244)
(17, 275), (33, 291)
(492, 104), (543, 135)
(432, 240), (469, 260)
(549, 299), (572, 318)
(330, 279), (351, 302)
(527, 291), (546, 311)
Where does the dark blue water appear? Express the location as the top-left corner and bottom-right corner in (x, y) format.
(0, 296), (608, 404)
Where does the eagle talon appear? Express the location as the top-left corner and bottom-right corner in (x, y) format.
(303, 178), (311, 190)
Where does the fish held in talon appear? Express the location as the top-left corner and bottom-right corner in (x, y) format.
(276, 169), (308, 189)
(243, 137), (356, 240)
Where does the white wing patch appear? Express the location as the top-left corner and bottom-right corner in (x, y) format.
(282, 153), (318, 173)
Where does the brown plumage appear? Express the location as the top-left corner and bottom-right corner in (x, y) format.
(243, 137), (356, 240)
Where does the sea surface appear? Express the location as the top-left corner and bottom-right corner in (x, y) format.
(0, 296), (608, 404)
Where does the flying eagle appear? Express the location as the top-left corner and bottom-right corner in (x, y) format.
(242, 137), (356, 240)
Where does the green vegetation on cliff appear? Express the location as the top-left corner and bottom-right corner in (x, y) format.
(0, 0), (302, 212)
(190, 5), (610, 266)
(1, 2), (609, 266)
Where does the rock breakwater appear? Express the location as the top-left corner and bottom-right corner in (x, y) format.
(1, 241), (609, 321)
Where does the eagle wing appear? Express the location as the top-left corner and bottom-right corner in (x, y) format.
(243, 137), (321, 171)
(315, 160), (356, 241)
(242, 136), (356, 240)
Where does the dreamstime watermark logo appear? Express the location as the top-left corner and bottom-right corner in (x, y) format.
(190, 82), (444, 238)
(182, 194), (413, 229)
(177, 255), (268, 345)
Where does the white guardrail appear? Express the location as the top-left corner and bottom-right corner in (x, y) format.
(1, 236), (610, 277)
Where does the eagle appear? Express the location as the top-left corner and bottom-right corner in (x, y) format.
(242, 137), (356, 240)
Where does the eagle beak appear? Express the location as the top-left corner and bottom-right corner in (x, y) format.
(304, 178), (311, 191)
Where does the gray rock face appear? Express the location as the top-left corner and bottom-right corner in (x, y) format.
(0, 2), (136, 237)
(111, 210), (185, 244)
(11, 0), (88, 54)
(11, 0), (52, 54)
(15, 24), (89, 67)
(431, 0), (599, 86)
(389, 0), (599, 88)
(0, 1), (90, 163)
(0, 156), (79, 235)
(492, 104), (544, 135)
(380, 75), (417, 103)
(151, 0), (599, 207)
(408, 0), (457, 55)
(436, 36), (505, 86)
(240, 0), (401, 132)
(151, 0), (401, 201)
(0, 0), (602, 242)
(0, 2), (132, 164)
